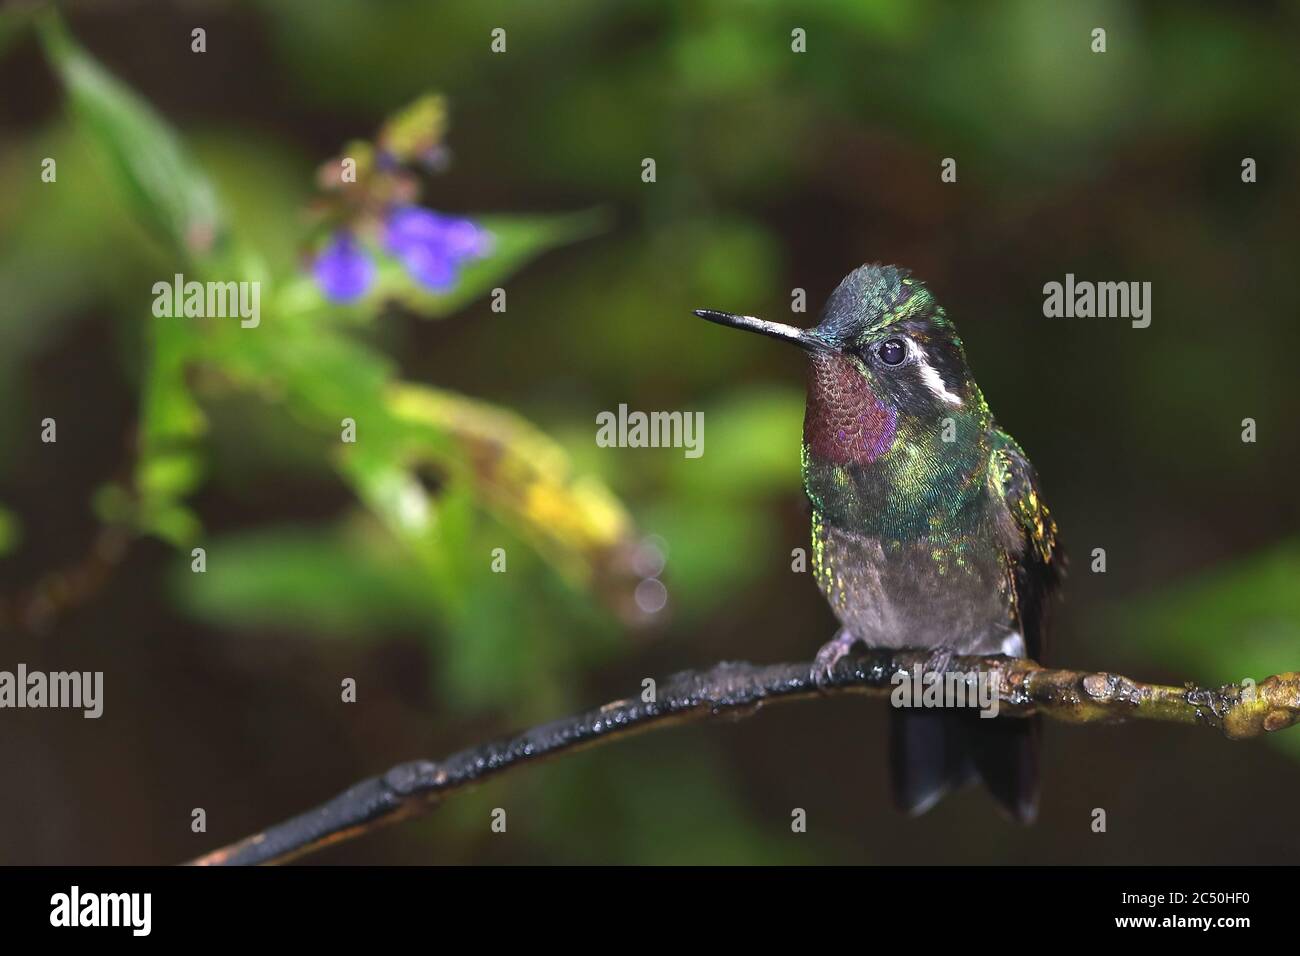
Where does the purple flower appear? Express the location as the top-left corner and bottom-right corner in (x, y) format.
(310, 207), (491, 301)
(383, 206), (491, 291)
(312, 232), (376, 303)
(392, 239), (456, 289)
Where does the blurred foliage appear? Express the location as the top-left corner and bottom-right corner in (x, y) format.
(23, 11), (644, 713)
(1122, 540), (1300, 756)
(0, 505), (18, 558)
(1, 0), (1299, 864)
(37, 14), (224, 260)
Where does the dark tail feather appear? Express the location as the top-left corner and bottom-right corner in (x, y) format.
(888, 708), (975, 816)
(967, 714), (1040, 824)
(889, 709), (1039, 824)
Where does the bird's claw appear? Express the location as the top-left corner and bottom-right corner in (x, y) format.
(921, 646), (955, 680)
(811, 630), (860, 690)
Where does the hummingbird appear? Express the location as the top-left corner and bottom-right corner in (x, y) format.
(694, 264), (1062, 823)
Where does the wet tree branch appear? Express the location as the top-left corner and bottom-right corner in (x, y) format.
(188, 652), (1300, 865)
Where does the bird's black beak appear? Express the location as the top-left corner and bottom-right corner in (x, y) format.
(692, 309), (830, 353)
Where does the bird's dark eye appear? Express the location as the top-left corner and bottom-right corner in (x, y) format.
(876, 338), (907, 366)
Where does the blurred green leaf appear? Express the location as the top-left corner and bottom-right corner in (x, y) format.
(1128, 541), (1300, 676)
(131, 318), (208, 544)
(664, 387), (803, 499)
(0, 505), (19, 557)
(174, 523), (440, 636)
(641, 498), (770, 616)
(37, 11), (224, 259)
(1125, 540), (1300, 754)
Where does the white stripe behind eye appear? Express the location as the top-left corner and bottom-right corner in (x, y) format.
(911, 342), (963, 406)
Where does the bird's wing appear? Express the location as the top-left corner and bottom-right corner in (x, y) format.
(987, 429), (1063, 661)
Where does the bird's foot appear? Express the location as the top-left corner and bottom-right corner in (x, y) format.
(812, 629), (861, 690)
(920, 646), (956, 681)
